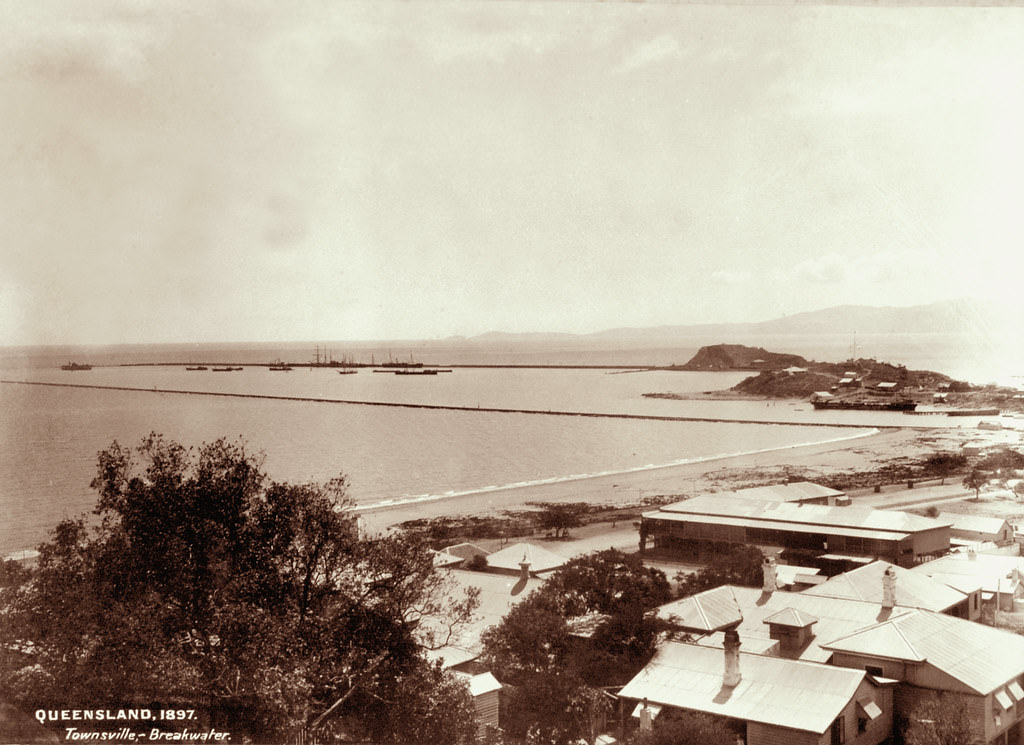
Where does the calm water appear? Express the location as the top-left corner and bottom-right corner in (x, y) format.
(2, 335), (1020, 556)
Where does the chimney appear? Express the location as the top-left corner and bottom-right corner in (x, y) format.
(519, 553), (532, 582)
(882, 566), (897, 609)
(723, 627), (742, 687)
(762, 556), (778, 593)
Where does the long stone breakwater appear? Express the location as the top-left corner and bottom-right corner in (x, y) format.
(0, 379), (908, 429)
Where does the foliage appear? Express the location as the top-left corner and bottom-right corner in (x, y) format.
(976, 448), (1024, 473)
(962, 469), (986, 501)
(901, 692), (980, 745)
(529, 502), (589, 539)
(480, 550), (672, 743)
(627, 709), (740, 745)
(675, 544), (765, 597)
(0, 434), (478, 744)
(923, 452), (968, 484)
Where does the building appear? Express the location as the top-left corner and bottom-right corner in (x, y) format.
(803, 560), (977, 620)
(656, 584), (913, 663)
(482, 542), (568, 576)
(640, 496), (950, 567)
(618, 641), (892, 745)
(938, 513), (1015, 546)
(912, 551), (1024, 612)
(823, 609), (1024, 744)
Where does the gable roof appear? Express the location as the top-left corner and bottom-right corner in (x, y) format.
(618, 641), (868, 734)
(484, 542), (568, 574)
(938, 513), (1012, 536)
(803, 560), (966, 612)
(822, 609), (1024, 695)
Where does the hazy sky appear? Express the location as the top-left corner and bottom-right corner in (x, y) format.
(2, 1), (1022, 345)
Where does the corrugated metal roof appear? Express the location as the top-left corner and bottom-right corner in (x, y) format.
(653, 495), (947, 535)
(618, 641), (868, 734)
(912, 553), (1024, 595)
(422, 568), (545, 665)
(938, 513), (1011, 536)
(775, 565), (820, 587)
(821, 609), (1024, 694)
(763, 608), (818, 628)
(658, 586), (743, 632)
(645, 509), (911, 542)
(658, 585), (915, 663)
(804, 561), (966, 612)
(730, 482), (845, 503)
(464, 671), (502, 697)
(484, 542), (567, 573)
(443, 542), (491, 560)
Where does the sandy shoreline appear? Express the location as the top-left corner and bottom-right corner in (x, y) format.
(358, 426), (984, 534)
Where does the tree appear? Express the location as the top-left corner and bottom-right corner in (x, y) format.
(628, 710), (739, 745)
(530, 502), (588, 539)
(924, 452), (967, 484)
(480, 550), (672, 743)
(962, 469), (986, 501)
(901, 692), (980, 745)
(676, 544), (765, 597)
(0, 434), (478, 744)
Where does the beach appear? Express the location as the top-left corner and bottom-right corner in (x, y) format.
(359, 424), (1019, 534)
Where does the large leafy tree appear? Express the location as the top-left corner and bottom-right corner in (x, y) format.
(0, 434), (478, 744)
(480, 550), (671, 744)
(901, 692), (980, 745)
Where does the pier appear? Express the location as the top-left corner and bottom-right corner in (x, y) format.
(0, 379), (904, 429)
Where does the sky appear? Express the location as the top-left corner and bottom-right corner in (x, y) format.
(1, 1), (1023, 346)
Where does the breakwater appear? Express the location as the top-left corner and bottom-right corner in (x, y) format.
(1, 379), (905, 429)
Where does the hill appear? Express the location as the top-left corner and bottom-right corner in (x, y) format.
(675, 344), (808, 371)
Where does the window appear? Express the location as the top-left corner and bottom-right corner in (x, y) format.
(865, 665), (884, 677)
(831, 716), (846, 745)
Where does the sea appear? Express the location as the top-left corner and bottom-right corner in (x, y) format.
(2, 333), (1021, 557)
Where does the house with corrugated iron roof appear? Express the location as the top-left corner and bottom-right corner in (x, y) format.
(618, 641), (892, 745)
(912, 550), (1024, 612)
(803, 560), (978, 620)
(822, 609), (1024, 744)
(640, 495), (950, 566)
(483, 541), (568, 576)
(938, 513), (1015, 546)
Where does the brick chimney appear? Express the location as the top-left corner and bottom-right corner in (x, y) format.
(762, 556), (777, 593)
(723, 627), (742, 687)
(882, 566), (897, 609)
(519, 553), (532, 582)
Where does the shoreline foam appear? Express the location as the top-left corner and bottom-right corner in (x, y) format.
(353, 427), (880, 513)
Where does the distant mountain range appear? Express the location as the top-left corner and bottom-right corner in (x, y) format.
(468, 298), (1012, 343)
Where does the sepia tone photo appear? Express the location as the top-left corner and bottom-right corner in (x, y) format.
(2, 1), (1023, 744)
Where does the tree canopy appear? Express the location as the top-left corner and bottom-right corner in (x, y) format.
(0, 434), (478, 744)
(480, 550), (672, 744)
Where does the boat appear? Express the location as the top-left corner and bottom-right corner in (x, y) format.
(394, 369), (439, 376)
(811, 397), (917, 411)
(337, 369), (358, 375)
(269, 365), (293, 372)
(212, 367), (242, 372)
(185, 365), (208, 371)
(60, 362), (92, 371)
